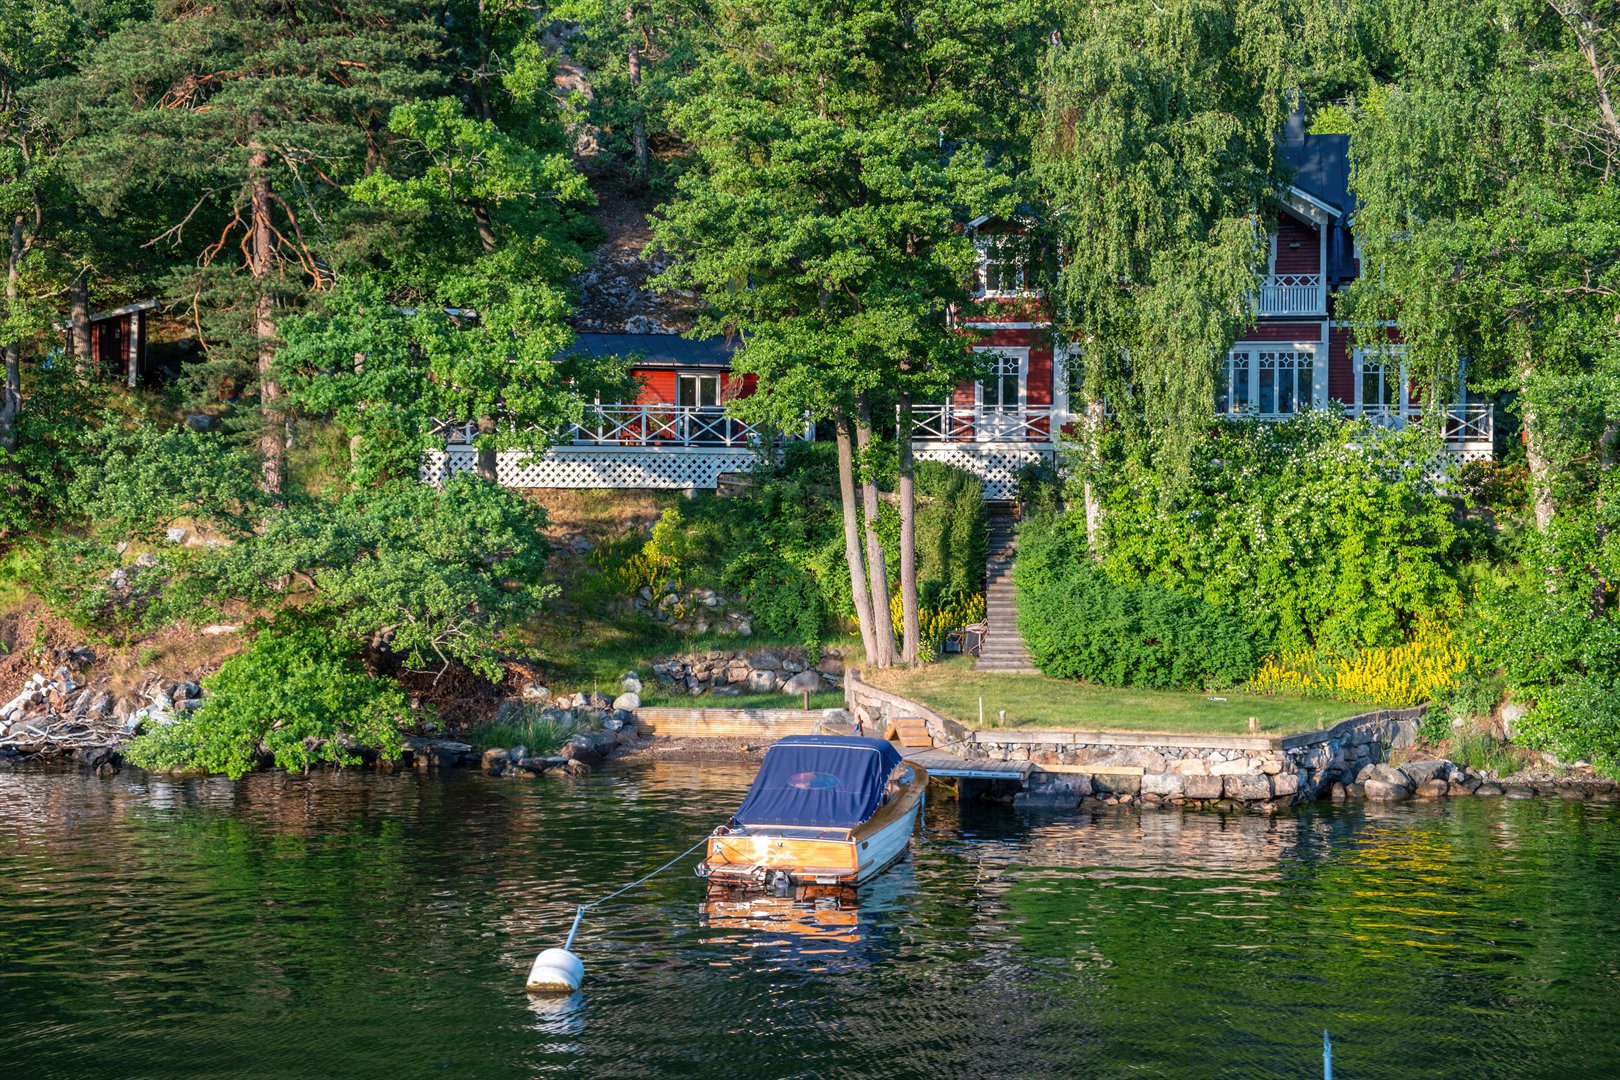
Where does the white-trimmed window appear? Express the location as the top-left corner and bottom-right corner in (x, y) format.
(677, 372), (721, 408)
(1354, 346), (1406, 413)
(1220, 345), (1317, 416)
(975, 235), (1029, 297)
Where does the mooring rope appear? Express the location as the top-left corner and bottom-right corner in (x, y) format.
(558, 834), (713, 951)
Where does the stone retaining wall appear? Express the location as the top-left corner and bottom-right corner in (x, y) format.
(845, 670), (1422, 808)
(633, 706), (837, 740)
(651, 647), (844, 698)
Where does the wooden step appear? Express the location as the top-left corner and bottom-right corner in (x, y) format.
(886, 717), (934, 748)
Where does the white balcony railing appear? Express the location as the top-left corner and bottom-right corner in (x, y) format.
(1220, 402), (1494, 453)
(911, 405), (1056, 443)
(1255, 274), (1324, 316)
(431, 405), (809, 449)
(1345, 401), (1494, 451)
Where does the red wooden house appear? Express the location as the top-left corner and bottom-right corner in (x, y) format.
(426, 123), (1491, 497)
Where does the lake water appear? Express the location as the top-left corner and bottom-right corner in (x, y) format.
(2, 760), (1618, 1078)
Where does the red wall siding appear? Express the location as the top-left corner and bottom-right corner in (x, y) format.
(1274, 214), (1320, 275)
(633, 369), (677, 405)
(1328, 325), (1353, 404)
(1234, 320), (1324, 343)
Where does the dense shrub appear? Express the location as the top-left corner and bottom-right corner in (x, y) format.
(124, 620), (415, 779)
(1092, 412), (1464, 653)
(911, 461), (989, 602)
(1471, 527), (1620, 772)
(1013, 515), (1262, 689)
(595, 441), (988, 648)
(40, 453), (551, 676)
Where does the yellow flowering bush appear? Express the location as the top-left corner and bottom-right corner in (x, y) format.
(1250, 616), (1468, 707)
(890, 591), (986, 659)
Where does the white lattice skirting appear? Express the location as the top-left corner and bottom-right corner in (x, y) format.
(422, 444), (763, 490)
(914, 443), (1057, 501)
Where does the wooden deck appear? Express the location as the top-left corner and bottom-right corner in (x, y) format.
(900, 748), (1033, 782)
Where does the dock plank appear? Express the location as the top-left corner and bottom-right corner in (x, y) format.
(901, 748), (1033, 781)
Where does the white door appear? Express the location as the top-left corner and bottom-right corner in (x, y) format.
(975, 348), (1027, 439)
(1354, 347), (1408, 421)
(677, 373), (723, 443)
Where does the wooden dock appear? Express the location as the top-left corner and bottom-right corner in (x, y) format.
(901, 748), (1033, 782)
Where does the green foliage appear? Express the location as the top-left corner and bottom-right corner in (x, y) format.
(580, 443), (987, 649)
(1472, 529), (1620, 774)
(652, 0), (1042, 432)
(1093, 413), (1462, 654)
(124, 620), (415, 779)
(0, 361), (98, 536)
(1446, 730), (1526, 779)
(68, 423), (263, 542)
(912, 461), (990, 603)
(1013, 514), (1261, 689)
(202, 476), (553, 678)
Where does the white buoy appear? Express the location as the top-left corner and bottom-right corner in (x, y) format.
(526, 906), (586, 994)
(526, 947), (584, 994)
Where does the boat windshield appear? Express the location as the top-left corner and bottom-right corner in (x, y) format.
(731, 736), (903, 829)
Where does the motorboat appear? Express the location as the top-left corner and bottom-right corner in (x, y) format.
(696, 735), (927, 894)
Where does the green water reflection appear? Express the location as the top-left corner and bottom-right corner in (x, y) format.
(0, 763), (1616, 1078)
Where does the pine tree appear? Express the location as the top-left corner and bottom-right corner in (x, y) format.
(653, 0), (1044, 665)
(44, 0), (442, 493)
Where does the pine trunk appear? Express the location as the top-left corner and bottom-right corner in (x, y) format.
(835, 412), (880, 663)
(249, 115), (283, 496)
(856, 393), (897, 667)
(0, 213), (22, 455)
(897, 391), (921, 663)
(627, 11), (648, 186)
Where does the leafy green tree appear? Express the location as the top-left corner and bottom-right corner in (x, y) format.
(1036, 0), (1291, 509)
(1339, 0), (1620, 760)
(343, 2), (622, 481)
(653, 0), (1043, 665)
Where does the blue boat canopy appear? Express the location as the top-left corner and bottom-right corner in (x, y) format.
(731, 735), (904, 830)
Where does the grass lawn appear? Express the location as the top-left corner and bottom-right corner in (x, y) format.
(864, 656), (1369, 737)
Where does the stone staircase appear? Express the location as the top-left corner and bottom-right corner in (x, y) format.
(976, 512), (1038, 673)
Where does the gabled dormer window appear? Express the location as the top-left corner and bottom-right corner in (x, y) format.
(975, 234), (1030, 298)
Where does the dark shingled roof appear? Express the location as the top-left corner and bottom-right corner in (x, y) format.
(1281, 132), (1352, 217)
(564, 332), (736, 369)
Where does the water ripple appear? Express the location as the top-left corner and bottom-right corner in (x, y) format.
(1, 764), (1618, 1078)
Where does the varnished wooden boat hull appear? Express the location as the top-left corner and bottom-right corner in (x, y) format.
(699, 764), (927, 889)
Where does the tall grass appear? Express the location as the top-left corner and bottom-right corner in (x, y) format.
(464, 705), (579, 753)
(1448, 730), (1526, 777)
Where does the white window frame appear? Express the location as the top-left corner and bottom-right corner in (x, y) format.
(1220, 343), (1322, 417)
(1353, 345), (1408, 415)
(974, 234), (1029, 299)
(676, 372), (722, 409)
